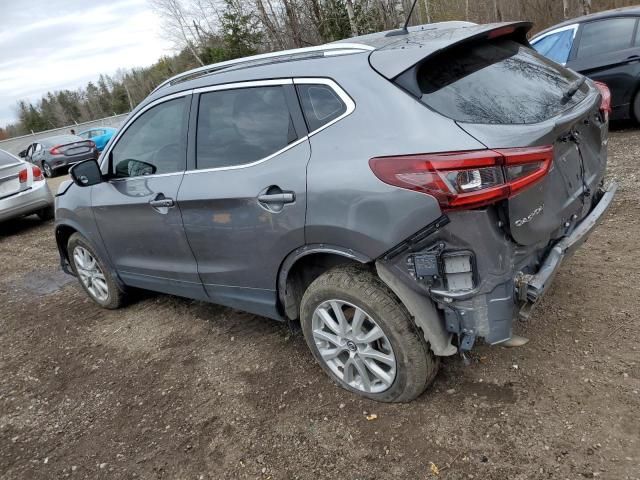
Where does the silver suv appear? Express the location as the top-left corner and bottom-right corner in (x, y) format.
(55, 21), (617, 402)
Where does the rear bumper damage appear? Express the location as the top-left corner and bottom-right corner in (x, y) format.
(517, 181), (618, 310)
(376, 181), (617, 356)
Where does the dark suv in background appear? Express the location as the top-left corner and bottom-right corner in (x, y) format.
(531, 6), (640, 121)
(54, 21), (616, 402)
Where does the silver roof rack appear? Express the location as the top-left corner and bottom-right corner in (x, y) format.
(151, 43), (374, 94)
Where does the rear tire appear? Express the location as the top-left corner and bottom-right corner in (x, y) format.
(41, 161), (55, 178)
(37, 206), (54, 221)
(300, 264), (438, 403)
(67, 233), (125, 309)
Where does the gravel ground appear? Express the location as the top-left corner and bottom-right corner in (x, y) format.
(1, 128), (639, 480)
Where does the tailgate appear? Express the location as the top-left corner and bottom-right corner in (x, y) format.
(459, 88), (607, 246)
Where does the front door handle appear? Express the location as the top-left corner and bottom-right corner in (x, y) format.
(149, 197), (175, 208)
(257, 192), (295, 204)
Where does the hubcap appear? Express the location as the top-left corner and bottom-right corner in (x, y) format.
(43, 163), (51, 176)
(73, 246), (109, 302)
(311, 300), (396, 394)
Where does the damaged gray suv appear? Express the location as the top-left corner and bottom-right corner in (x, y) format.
(55, 21), (617, 402)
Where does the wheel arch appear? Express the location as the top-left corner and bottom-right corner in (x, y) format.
(277, 244), (372, 320)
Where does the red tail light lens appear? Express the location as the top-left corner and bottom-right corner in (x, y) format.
(18, 168), (29, 183)
(594, 81), (611, 122)
(369, 146), (553, 210)
(32, 165), (44, 181)
(50, 146), (62, 155)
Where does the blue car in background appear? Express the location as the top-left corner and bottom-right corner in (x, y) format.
(77, 127), (117, 152)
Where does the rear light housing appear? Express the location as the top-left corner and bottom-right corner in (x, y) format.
(32, 165), (44, 181)
(18, 168), (29, 183)
(594, 81), (611, 122)
(50, 146), (62, 155)
(369, 146), (553, 210)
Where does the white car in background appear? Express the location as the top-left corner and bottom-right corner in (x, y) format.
(0, 148), (54, 223)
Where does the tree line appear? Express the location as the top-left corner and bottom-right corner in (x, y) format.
(1, 0), (635, 139)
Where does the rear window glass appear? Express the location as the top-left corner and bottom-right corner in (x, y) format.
(416, 39), (586, 124)
(0, 150), (19, 166)
(42, 135), (81, 146)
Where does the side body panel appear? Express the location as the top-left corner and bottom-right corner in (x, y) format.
(301, 58), (486, 259)
(178, 138), (310, 319)
(91, 175), (208, 300)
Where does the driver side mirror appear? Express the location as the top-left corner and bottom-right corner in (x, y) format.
(70, 159), (103, 187)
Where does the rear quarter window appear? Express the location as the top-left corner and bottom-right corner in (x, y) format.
(296, 84), (347, 132)
(416, 39), (587, 124)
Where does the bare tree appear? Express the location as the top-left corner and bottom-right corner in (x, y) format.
(150, 0), (205, 65)
(345, 0), (359, 36)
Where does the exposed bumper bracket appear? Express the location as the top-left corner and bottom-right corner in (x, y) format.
(522, 181), (617, 307)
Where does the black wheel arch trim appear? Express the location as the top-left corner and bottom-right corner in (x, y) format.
(277, 243), (372, 314)
(54, 220), (126, 290)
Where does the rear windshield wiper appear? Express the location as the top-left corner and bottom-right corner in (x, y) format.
(563, 76), (586, 102)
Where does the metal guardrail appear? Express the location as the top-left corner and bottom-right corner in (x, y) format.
(0, 114), (129, 155)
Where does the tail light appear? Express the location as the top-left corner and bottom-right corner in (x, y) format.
(50, 146), (62, 155)
(32, 165), (44, 181)
(18, 168), (28, 183)
(369, 146), (553, 210)
(594, 81), (611, 122)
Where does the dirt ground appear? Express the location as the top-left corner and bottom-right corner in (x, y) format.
(1, 127), (639, 480)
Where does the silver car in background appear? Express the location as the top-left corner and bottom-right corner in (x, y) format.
(21, 134), (98, 178)
(0, 149), (54, 223)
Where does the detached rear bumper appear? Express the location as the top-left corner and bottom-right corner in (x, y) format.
(519, 181), (617, 311)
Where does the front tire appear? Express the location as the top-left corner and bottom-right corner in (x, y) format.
(67, 233), (125, 309)
(300, 265), (438, 403)
(633, 90), (640, 124)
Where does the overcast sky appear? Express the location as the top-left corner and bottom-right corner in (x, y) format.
(0, 0), (173, 127)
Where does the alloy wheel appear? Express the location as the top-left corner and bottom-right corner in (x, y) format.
(311, 299), (396, 393)
(73, 246), (109, 302)
(42, 162), (52, 178)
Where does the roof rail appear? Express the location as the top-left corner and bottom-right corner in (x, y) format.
(151, 43), (374, 94)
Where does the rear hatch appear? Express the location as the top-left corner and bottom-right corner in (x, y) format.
(372, 24), (607, 247)
(0, 151), (26, 200)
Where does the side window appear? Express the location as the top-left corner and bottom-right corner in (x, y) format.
(577, 18), (636, 58)
(532, 28), (575, 64)
(296, 84), (347, 132)
(34, 143), (42, 152)
(196, 86), (297, 170)
(111, 97), (188, 177)
(79, 132), (89, 139)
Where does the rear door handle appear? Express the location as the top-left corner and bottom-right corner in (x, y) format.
(149, 198), (175, 208)
(257, 192), (295, 204)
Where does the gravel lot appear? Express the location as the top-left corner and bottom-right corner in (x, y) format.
(1, 128), (639, 480)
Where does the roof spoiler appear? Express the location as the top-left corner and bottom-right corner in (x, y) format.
(369, 21), (533, 80)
